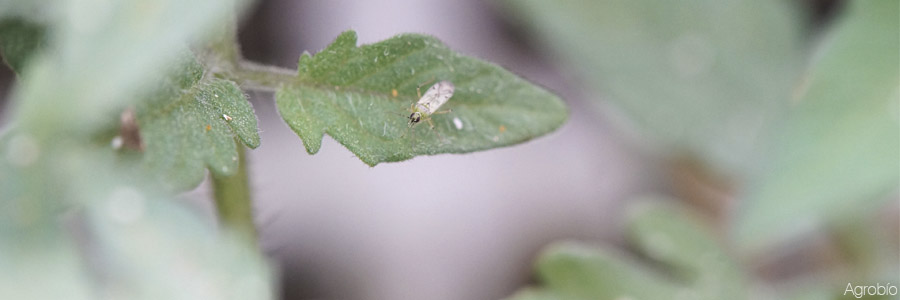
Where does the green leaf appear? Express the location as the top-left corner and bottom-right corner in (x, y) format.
(505, 289), (564, 300)
(529, 243), (680, 300)
(0, 234), (93, 300)
(1, 0), (268, 296)
(737, 0), (900, 251)
(130, 54), (260, 191)
(0, 0), (56, 21)
(84, 185), (273, 300)
(502, 0), (800, 177)
(13, 0), (250, 136)
(0, 18), (47, 74)
(508, 200), (746, 300)
(625, 201), (746, 299)
(0, 146), (272, 299)
(276, 30), (567, 166)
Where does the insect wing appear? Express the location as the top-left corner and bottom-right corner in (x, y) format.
(417, 81), (454, 113)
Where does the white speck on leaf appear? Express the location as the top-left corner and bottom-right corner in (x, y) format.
(111, 136), (124, 149)
(223, 114), (233, 121)
(453, 117), (463, 130)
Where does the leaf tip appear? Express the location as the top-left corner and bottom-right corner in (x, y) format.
(335, 30), (358, 46)
(298, 51), (313, 75)
(240, 135), (261, 149)
(300, 131), (324, 155)
(361, 160), (379, 167)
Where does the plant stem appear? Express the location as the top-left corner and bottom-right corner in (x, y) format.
(199, 15), (296, 93)
(200, 12), (287, 246)
(228, 60), (296, 93)
(211, 140), (258, 245)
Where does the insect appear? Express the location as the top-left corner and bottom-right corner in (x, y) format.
(407, 80), (454, 130)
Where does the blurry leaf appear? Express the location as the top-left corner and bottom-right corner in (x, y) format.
(129, 54), (260, 191)
(13, 0), (249, 136)
(0, 235), (93, 300)
(524, 243), (680, 300)
(276, 30), (567, 166)
(0, 0), (57, 22)
(2, 1), (260, 192)
(626, 201), (746, 299)
(508, 199), (746, 300)
(503, 0), (800, 177)
(85, 185), (272, 300)
(0, 0), (269, 298)
(736, 0), (900, 251)
(0, 18), (46, 73)
(0, 134), (92, 300)
(506, 289), (564, 300)
(0, 145), (273, 299)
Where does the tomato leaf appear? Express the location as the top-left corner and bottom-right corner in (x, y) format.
(276, 31), (567, 166)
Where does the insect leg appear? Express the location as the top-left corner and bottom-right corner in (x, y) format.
(425, 117), (448, 144)
(415, 77), (436, 98)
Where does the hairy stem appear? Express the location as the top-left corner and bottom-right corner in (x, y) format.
(228, 60), (296, 93)
(211, 140), (258, 245)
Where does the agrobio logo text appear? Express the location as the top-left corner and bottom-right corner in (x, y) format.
(844, 282), (897, 299)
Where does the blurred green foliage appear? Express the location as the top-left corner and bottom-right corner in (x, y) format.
(0, 0), (273, 299)
(505, 0), (801, 178)
(504, 0), (898, 250)
(508, 200), (746, 300)
(277, 30), (567, 166)
(0, 18), (45, 73)
(737, 0), (899, 250)
(503, 0), (898, 299)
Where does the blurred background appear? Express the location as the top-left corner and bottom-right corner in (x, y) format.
(1, 0), (896, 299)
